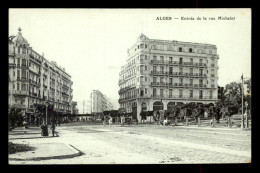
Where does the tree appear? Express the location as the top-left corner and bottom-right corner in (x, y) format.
(8, 106), (26, 130)
(218, 86), (225, 101)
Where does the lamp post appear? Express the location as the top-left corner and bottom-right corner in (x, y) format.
(45, 101), (49, 126)
(245, 101), (248, 128)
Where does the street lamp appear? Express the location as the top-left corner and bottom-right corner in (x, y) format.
(45, 101), (49, 126)
(245, 101), (248, 128)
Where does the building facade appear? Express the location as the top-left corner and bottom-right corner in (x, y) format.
(8, 28), (73, 116)
(90, 90), (114, 115)
(118, 34), (219, 121)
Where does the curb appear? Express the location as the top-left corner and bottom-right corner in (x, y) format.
(9, 144), (82, 161)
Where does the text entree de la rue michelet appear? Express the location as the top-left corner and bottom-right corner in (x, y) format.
(156, 16), (236, 20)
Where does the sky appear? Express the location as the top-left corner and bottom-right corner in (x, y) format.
(9, 9), (251, 113)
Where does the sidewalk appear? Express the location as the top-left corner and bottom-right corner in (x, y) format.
(9, 143), (81, 161)
(9, 127), (81, 162)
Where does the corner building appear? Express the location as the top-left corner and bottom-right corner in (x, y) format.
(118, 34), (219, 122)
(8, 28), (73, 117)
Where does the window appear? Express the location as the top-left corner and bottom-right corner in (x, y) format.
(13, 83), (15, 89)
(153, 77), (157, 83)
(17, 70), (20, 79)
(190, 58), (193, 64)
(211, 69), (214, 74)
(190, 90), (193, 98)
(153, 56), (157, 61)
(160, 89), (164, 97)
(189, 48), (193, 53)
(160, 56), (164, 62)
(169, 67), (173, 74)
(153, 88), (157, 97)
(179, 89), (183, 97)
(199, 59), (203, 64)
(21, 70), (26, 79)
(160, 77), (164, 83)
(179, 57), (183, 64)
(145, 88), (147, 94)
(199, 90), (203, 98)
(17, 83), (20, 90)
(153, 66), (156, 72)
(22, 47), (26, 54)
(18, 47), (20, 53)
(210, 90), (213, 98)
(22, 59), (26, 66)
(179, 67), (183, 74)
(199, 69), (203, 75)
(189, 68), (193, 74)
(199, 79), (203, 86)
(17, 58), (20, 66)
(169, 89), (172, 97)
(145, 77), (147, 82)
(22, 84), (26, 91)
(145, 44), (147, 48)
(169, 57), (173, 62)
(179, 47), (182, 52)
(179, 78), (183, 85)
(145, 55), (147, 59)
(13, 71), (15, 77)
(169, 78), (173, 85)
(145, 66), (147, 70)
(190, 79), (193, 85)
(160, 66), (164, 72)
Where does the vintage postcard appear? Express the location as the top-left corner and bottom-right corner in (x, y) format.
(8, 8), (251, 164)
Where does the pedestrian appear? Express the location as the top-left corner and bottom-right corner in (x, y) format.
(40, 123), (48, 138)
(51, 122), (56, 137)
(109, 116), (112, 127)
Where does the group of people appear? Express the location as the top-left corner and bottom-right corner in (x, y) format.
(102, 115), (113, 127)
(40, 119), (58, 138)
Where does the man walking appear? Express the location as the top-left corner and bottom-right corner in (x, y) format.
(51, 121), (57, 137)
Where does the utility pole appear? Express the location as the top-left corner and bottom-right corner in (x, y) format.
(241, 74), (244, 129)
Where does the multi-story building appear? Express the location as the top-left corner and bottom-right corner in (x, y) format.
(8, 28), (73, 117)
(90, 90), (114, 115)
(118, 34), (219, 121)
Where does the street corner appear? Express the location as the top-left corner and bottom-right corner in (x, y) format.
(9, 142), (82, 162)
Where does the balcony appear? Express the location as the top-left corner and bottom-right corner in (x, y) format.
(151, 82), (166, 86)
(21, 64), (27, 69)
(13, 104), (26, 108)
(151, 60), (165, 64)
(17, 77), (28, 82)
(12, 90), (28, 96)
(62, 101), (69, 105)
(151, 95), (218, 100)
(151, 71), (167, 75)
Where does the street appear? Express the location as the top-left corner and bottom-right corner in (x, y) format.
(9, 122), (251, 164)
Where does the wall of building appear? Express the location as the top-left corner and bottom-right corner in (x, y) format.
(8, 28), (73, 115)
(119, 34), (219, 121)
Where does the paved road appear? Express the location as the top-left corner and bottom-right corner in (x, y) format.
(9, 122), (251, 164)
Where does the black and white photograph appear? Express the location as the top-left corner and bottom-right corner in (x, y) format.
(8, 8), (251, 164)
